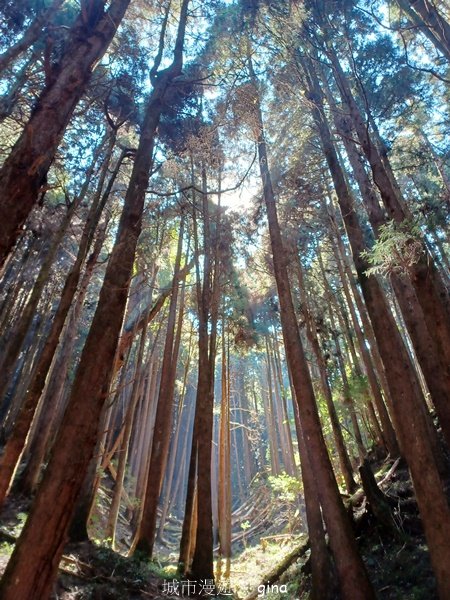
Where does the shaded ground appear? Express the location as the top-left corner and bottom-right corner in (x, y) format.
(0, 451), (447, 599)
(251, 455), (440, 600)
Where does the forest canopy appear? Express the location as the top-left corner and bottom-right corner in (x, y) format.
(0, 0), (449, 599)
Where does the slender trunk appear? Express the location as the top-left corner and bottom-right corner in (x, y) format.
(0, 56), (35, 122)
(249, 53), (375, 599)
(296, 260), (357, 493)
(0, 0), (65, 72)
(0, 0), (130, 265)
(18, 217), (110, 494)
(158, 324), (193, 539)
(134, 217), (185, 555)
(333, 111), (450, 449)
(106, 324), (147, 547)
(293, 395), (335, 600)
(329, 227), (400, 457)
(329, 313), (366, 463)
(269, 335), (297, 476)
(264, 348), (281, 476)
(405, 0), (450, 61)
(0, 7), (190, 594)
(217, 322), (232, 582)
(0, 137), (119, 506)
(0, 132), (107, 401)
(304, 59), (450, 597)
(328, 49), (450, 376)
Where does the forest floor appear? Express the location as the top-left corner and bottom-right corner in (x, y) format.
(0, 452), (445, 600)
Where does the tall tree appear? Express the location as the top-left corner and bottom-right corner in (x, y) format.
(0, 0), (130, 266)
(0, 2), (191, 597)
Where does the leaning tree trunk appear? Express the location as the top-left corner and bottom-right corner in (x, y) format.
(293, 398), (335, 600)
(303, 59), (450, 597)
(296, 260), (357, 493)
(0, 0), (65, 73)
(106, 324), (148, 547)
(0, 137), (120, 507)
(0, 5), (190, 594)
(0, 0), (130, 266)
(17, 213), (111, 495)
(328, 215), (400, 458)
(133, 216), (185, 555)
(0, 130), (107, 402)
(327, 48), (450, 376)
(248, 52), (375, 600)
(0, 55), (36, 122)
(401, 0), (450, 61)
(331, 110), (450, 449)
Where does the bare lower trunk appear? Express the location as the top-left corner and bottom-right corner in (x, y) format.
(0, 138), (118, 506)
(293, 399), (335, 600)
(304, 61), (450, 596)
(134, 218), (185, 555)
(249, 53), (375, 599)
(296, 261), (357, 493)
(0, 13), (190, 593)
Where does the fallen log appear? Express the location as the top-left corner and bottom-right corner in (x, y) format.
(243, 538), (310, 600)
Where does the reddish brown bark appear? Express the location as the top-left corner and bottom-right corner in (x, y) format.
(293, 398), (335, 600)
(106, 324), (147, 547)
(18, 214), (111, 495)
(0, 0), (130, 265)
(328, 50), (450, 380)
(329, 226), (400, 457)
(0, 137), (119, 506)
(296, 261), (357, 493)
(249, 52), (375, 599)
(217, 323), (232, 581)
(304, 60), (450, 597)
(0, 6), (190, 595)
(133, 216), (185, 555)
(332, 111), (450, 449)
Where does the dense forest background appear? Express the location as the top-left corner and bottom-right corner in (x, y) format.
(0, 0), (449, 598)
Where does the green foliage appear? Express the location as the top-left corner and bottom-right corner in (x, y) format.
(347, 372), (370, 408)
(268, 472), (301, 503)
(362, 219), (424, 276)
(0, 541), (14, 557)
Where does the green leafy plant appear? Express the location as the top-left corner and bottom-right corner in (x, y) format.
(362, 219), (423, 276)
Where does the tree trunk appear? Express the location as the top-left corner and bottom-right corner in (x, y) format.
(217, 321), (232, 582)
(18, 214), (110, 495)
(0, 136), (119, 507)
(293, 397), (335, 600)
(333, 110), (450, 449)
(0, 7), (190, 594)
(328, 49), (450, 378)
(296, 260), (357, 493)
(329, 224), (400, 457)
(133, 216), (185, 555)
(106, 324), (147, 547)
(405, 0), (450, 61)
(0, 131), (107, 402)
(249, 52), (375, 600)
(0, 0), (130, 266)
(304, 59), (450, 597)
(0, 0), (65, 72)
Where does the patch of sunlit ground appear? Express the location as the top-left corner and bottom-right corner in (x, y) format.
(224, 534), (308, 599)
